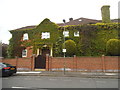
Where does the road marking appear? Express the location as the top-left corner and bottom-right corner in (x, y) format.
(12, 86), (29, 88)
(105, 73), (117, 75)
(16, 71), (41, 74)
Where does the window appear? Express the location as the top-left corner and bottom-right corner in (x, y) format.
(79, 19), (82, 21)
(22, 49), (27, 57)
(63, 31), (69, 37)
(74, 31), (79, 37)
(41, 32), (50, 39)
(23, 33), (29, 40)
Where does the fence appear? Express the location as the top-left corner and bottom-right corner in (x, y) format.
(0, 57), (35, 71)
(46, 55), (119, 72)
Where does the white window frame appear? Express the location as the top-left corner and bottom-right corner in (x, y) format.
(22, 49), (27, 57)
(41, 32), (50, 39)
(74, 31), (79, 37)
(23, 33), (29, 40)
(63, 31), (69, 37)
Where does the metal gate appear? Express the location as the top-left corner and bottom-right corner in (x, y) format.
(35, 48), (50, 69)
(35, 55), (46, 69)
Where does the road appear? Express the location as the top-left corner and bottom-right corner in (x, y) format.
(2, 75), (119, 89)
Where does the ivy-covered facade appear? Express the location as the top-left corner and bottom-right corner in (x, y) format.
(8, 19), (119, 58)
(8, 5), (119, 58)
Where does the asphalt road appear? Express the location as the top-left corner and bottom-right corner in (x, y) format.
(2, 75), (119, 89)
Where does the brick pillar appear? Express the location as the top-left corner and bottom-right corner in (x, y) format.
(31, 54), (35, 71)
(102, 55), (105, 72)
(49, 56), (52, 71)
(15, 56), (18, 69)
(73, 55), (77, 72)
(46, 54), (49, 71)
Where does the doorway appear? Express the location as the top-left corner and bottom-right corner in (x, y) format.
(35, 48), (50, 69)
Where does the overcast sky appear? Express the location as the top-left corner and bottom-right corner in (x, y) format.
(0, 0), (119, 44)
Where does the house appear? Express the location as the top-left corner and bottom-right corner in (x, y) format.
(8, 5), (118, 69)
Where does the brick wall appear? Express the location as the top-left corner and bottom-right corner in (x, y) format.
(1, 56), (119, 72)
(46, 56), (119, 72)
(0, 57), (35, 71)
(26, 46), (33, 58)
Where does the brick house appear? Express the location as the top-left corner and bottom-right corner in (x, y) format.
(8, 5), (118, 70)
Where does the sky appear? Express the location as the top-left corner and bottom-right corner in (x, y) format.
(0, 0), (119, 44)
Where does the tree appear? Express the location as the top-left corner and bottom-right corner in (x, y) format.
(2, 43), (8, 58)
(63, 40), (76, 57)
(106, 39), (120, 56)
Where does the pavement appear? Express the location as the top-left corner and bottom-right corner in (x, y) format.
(16, 71), (120, 78)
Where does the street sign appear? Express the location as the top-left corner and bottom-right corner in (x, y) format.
(62, 49), (66, 52)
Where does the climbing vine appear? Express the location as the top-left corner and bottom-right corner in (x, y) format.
(7, 18), (119, 58)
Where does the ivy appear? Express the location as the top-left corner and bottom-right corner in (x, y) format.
(8, 19), (119, 57)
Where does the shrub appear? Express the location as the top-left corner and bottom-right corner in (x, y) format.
(106, 39), (120, 56)
(63, 40), (76, 57)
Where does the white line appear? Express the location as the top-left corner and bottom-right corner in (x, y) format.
(12, 86), (29, 88)
(16, 72), (41, 74)
(105, 73), (117, 75)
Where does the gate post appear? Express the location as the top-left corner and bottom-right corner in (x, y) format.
(31, 54), (36, 71)
(102, 55), (105, 72)
(15, 56), (18, 69)
(46, 54), (49, 71)
(73, 55), (77, 72)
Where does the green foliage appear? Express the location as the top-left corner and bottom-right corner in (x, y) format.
(7, 38), (15, 58)
(8, 27), (34, 58)
(79, 25), (98, 56)
(106, 39), (120, 56)
(9, 19), (119, 57)
(31, 18), (59, 54)
(2, 43), (8, 58)
(63, 40), (77, 57)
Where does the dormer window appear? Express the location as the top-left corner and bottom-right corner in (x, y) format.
(23, 33), (29, 40)
(41, 32), (50, 39)
(74, 31), (79, 37)
(79, 19), (82, 21)
(63, 31), (69, 37)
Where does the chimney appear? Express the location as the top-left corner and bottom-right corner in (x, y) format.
(101, 5), (111, 23)
(69, 18), (73, 21)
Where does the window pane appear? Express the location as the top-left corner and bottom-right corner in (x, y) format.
(41, 32), (50, 39)
(22, 49), (27, 57)
(63, 31), (69, 37)
(23, 33), (29, 40)
(74, 31), (79, 37)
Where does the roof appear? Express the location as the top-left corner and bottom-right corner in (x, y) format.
(58, 18), (101, 26)
(111, 19), (118, 23)
(10, 18), (119, 31)
(11, 25), (37, 31)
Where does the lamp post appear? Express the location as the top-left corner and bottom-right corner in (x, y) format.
(63, 19), (66, 75)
